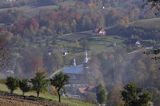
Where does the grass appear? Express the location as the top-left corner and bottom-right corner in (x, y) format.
(87, 36), (124, 54)
(57, 35), (125, 55)
(59, 0), (76, 6)
(129, 18), (160, 30)
(0, 4), (59, 13)
(0, 83), (95, 106)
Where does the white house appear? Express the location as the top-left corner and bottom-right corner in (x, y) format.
(95, 27), (106, 36)
(135, 41), (142, 48)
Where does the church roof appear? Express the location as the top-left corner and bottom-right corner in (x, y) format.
(63, 64), (83, 74)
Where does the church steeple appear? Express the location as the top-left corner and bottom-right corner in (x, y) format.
(84, 51), (89, 63)
(73, 58), (77, 66)
(83, 51), (89, 69)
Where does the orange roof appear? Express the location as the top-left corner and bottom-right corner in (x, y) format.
(79, 87), (87, 94)
(78, 85), (96, 94)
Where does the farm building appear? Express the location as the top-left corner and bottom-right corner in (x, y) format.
(94, 27), (106, 36)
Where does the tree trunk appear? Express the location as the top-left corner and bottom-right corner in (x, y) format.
(37, 91), (39, 98)
(23, 92), (25, 96)
(10, 89), (13, 94)
(58, 91), (61, 102)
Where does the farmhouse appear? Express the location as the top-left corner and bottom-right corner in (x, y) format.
(94, 27), (106, 36)
(135, 41), (142, 48)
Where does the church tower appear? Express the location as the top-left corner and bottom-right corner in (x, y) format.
(73, 58), (77, 66)
(84, 51), (89, 68)
(84, 51), (89, 63)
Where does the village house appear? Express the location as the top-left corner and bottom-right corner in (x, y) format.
(135, 40), (142, 48)
(94, 27), (106, 36)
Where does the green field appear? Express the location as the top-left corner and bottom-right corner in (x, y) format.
(0, 83), (95, 106)
(57, 34), (125, 55)
(87, 36), (125, 53)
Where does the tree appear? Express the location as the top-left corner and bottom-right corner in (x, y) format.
(36, 0), (53, 6)
(31, 72), (49, 98)
(121, 83), (152, 106)
(147, 0), (160, 15)
(19, 79), (31, 96)
(5, 77), (19, 94)
(50, 72), (69, 102)
(0, 32), (12, 72)
(96, 84), (107, 105)
(148, 0), (160, 3)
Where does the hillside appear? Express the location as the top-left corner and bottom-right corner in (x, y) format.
(0, 0), (160, 105)
(108, 18), (160, 40)
(0, 98), (42, 106)
(129, 18), (160, 30)
(0, 83), (95, 106)
(0, 92), (66, 106)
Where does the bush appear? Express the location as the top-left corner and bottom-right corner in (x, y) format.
(50, 72), (69, 102)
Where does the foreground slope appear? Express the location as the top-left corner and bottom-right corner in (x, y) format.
(0, 94), (65, 106)
(0, 83), (95, 106)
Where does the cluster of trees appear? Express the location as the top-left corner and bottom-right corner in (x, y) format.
(0, 0), (59, 8)
(0, 31), (12, 73)
(86, 82), (152, 106)
(96, 84), (107, 105)
(0, 0), (157, 38)
(88, 47), (160, 105)
(121, 83), (152, 106)
(10, 9), (105, 37)
(5, 72), (69, 102)
(5, 71), (152, 106)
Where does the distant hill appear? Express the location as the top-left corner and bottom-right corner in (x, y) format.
(108, 18), (160, 39)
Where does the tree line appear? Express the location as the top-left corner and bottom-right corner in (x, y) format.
(5, 72), (69, 103)
(4, 71), (152, 106)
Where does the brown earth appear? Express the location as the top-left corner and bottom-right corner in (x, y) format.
(0, 97), (43, 106)
(0, 92), (67, 106)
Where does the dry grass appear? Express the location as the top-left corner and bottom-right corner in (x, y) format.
(0, 92), (67, 106)
(0, 98), (43, 106)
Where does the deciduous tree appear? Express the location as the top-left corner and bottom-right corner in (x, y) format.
(121, 83), (152, 106)
(96, 84), (107, 105)
(50, 72), (69, 102)
(5, 77), (19, 94)
(31, 72), (49, 97)
(19, 79), (31, 96)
